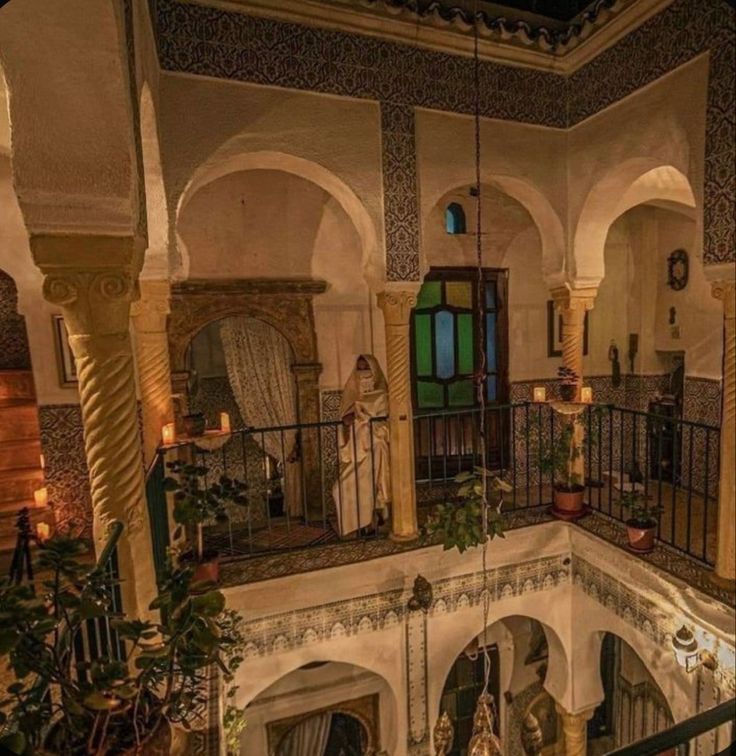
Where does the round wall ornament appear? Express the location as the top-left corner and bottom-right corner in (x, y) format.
(667, 249), (689, 290)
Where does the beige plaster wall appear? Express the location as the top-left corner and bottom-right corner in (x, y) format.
(567, 54), (709, 285)
(159, 73), (385, 279)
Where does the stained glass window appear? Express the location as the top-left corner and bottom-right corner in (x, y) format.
(411, 269), (506, 411)
(445, 203), (467, 234)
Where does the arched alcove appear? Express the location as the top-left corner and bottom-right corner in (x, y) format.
(572, 161), (696, 287)
(588, 632), (674, 752)
(237, 659), (399, 755)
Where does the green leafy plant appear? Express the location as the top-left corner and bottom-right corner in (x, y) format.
(540, 422), (583, 492)
(425, 468), (511, 553)
(0, 534), (245, 755)
(620, 490), (663, 527)
(164, 460), (248, 563)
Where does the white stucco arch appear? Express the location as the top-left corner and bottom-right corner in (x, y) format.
(570, 594), (695, 723)
(174, 150), (381, 286)
(427, 594), (572, 737)
(420, 174), (566, 287)
(139, 82), (171, 280)
(234, 642), (402, 755)
(572, 161), (697, 288)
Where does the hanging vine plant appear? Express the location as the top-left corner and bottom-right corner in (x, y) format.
(425, 468), (511, 553)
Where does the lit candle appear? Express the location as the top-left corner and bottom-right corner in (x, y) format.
(533, 386), (546, 403)
(34, 487), (49, 507)
(220, 412), (231, 434)
(162, 422), (176, 446)
(39, 453), (45, 470)
(36, 522), (51, 542)
(581, 386), (593, 403)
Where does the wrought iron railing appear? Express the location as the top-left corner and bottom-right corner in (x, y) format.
(146, 402), (720, 565)
(414, 402), (720, 564)
(154, 417), (387, 559)
(604, 698), (735, 755)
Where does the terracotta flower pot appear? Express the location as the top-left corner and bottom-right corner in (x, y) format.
(626, 520), (656, 553)
(559, 384), (577, 402)
(553, 486), (585, 514)
(192, 555), (220, 585)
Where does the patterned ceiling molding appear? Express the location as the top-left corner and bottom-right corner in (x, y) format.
(155, 0), (734, 278)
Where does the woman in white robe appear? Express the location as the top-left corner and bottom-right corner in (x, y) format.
(332, 355), (391, 536)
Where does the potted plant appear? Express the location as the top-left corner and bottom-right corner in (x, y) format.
(425, 468), (511, 553)
(621, 490), (663, 553)
(0, 534), (245, 755)
(541, 421), (586, 518)
(182, 412), (206, 438)
(557, 366), (579, 402)
(164, 460), (248, 584)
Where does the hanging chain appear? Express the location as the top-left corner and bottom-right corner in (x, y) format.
(472, 1), (493, 701)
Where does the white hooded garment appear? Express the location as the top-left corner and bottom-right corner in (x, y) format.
(332, 354), (391, 536)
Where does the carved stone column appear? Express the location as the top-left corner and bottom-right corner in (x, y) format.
(377, 287), (419, 541)
(34, 235), (156, 618)
(131, 279), (174, 468)
(551, 287), (597, 399)
(292, 362), (322, 521)
(712, 280), (735, 587)
(554, 705), (595, 756)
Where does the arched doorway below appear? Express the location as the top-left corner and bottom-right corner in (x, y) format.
(588, 633), (673, 754)
(275, 711), (368, 756)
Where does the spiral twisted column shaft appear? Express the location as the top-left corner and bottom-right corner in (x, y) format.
(555, 705), (595, 756)
(38, 244), (157, 619)
(378, 287), (420, 541)
(131, 280), (175, 468)
(551, 287), (597, 401)
(712, 280), (735, 586)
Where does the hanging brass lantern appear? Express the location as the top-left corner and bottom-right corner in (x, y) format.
(468, 693), (503, 756)
(433, 711), (454, 756)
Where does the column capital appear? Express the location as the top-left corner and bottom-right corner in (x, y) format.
(550, 285), (597, 312)
(377, 284), (421, 325)
(131, 279), (171, 330)
(711, 280), (736, 319)
(291, 362), (323, 382)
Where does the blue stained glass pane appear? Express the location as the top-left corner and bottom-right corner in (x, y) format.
(435, 310), (455, 379)
(485, 284), (496, 308)
(487, 374), (497, 401)
(486, 313), (497, 371)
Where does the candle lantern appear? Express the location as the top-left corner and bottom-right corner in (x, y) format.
(34, 487), (49, 507)
(581, 386), (593, 403)
(162, 422), (176, 446)
(533, 386), (546, 403)
(220, 412), (231, 434)
(36, 522), (51, 542)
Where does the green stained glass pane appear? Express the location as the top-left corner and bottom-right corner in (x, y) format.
(457, 313), (473, 374)
(417, 381), (443, 408)
(414, 314), (432, 376)
(448, 379), (474, 406)
(417, 281), (441, 309)
(446, 281), (472, 309)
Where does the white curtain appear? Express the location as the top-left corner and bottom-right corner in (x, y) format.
(220, 317), (303, 517)
(278, 713), (332, 756)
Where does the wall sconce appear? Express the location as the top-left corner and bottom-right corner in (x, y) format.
(34, 487), (49, 507)
(580, 386), (593, 403)
(36, 522), (51, 542)
(672, 625), (717, 672)
(220, 412), (231, 434)
(533, 386), (546, 403)
(161, 422), (176, 446)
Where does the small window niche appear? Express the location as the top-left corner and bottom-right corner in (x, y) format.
(445, 202), (467, 235)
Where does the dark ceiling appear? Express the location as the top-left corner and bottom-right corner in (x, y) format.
(410, 0), (600, 24)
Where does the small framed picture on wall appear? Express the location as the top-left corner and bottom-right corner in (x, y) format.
(52, 315), (77, 386)
(547, 300), (589, 358)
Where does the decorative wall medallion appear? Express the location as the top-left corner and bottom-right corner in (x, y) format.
(667, 249), (689, 291)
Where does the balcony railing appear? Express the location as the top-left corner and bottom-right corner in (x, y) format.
(146, 402), (720, 568)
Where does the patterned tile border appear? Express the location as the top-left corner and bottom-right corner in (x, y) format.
(683, 376), (722, 427)
(155, 0), (734, 278)
(38, 404), (92, 537)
